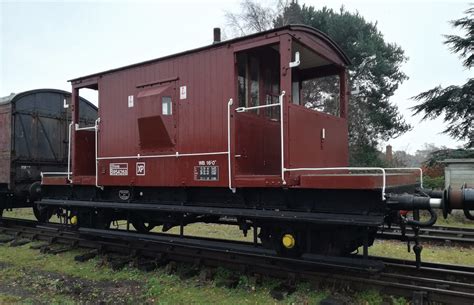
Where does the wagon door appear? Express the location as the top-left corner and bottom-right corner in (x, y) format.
(234, 45), (281, 177)
(136, 82), (178, 153)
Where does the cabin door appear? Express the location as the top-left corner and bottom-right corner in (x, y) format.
(234, 46), (281, 176)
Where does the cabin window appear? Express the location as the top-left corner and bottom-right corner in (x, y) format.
(291, 70), (301, 105)
(162, 96), (172, 115)
(263, 66), (280, 119)
(236, 45), (280, 119)
(237, 54), (260, 111)
(237, 53), (248, 108)
(290, 41), (341, 117)
(249, 56), (260, 111)
(292, 82), (300, 105)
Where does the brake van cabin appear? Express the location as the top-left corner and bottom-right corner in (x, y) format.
(45, 25), (357, 189)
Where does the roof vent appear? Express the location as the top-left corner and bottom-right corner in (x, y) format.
(213, 28), (221, 44)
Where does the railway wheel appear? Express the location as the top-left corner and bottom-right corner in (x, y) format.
(306, 226), (375, 256)
(276, 229), (305, 257)
(33, 204), (54, 223)
(260, 225), (305, 257)
(76, 209), (112, 229)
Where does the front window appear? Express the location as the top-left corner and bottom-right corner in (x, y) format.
(302, 74), (340, 116)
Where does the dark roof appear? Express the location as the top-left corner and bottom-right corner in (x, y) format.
(69, 24), (350, 82)
(0, 88), (96, 109)
(441, 158), (474, 164)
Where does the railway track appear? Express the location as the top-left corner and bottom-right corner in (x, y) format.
(377, 224), (474, 246)
(1, 217), (473, 305)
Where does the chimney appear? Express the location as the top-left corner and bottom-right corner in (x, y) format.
(385, 145), (393, 163)
(213, 27), (221, 44)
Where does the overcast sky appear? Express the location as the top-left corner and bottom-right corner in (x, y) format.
(1, 0), (471, 153)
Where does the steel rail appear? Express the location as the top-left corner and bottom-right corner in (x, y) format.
(0, 218), (473, 304)
(377, 225), (474, 246)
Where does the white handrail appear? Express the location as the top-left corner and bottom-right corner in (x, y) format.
(279, 91), (286, 185)
(75, 124), (96, 131)
(236, 102), (280, 112)
(227, 99), (236, 193)
(67, 122), (73, 183)
(283, 167), (387, 199)
(41, 171), (72, 178)
(96, 151), (228, 160)
(95, 118), (103, 189)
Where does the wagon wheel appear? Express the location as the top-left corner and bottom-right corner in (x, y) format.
(77, 209), (112, 229)
(33, 204), (55, 223)
(260, 225), (306, 257)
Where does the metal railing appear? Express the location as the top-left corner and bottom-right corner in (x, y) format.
(283, 167), (423, 200)
(230, 90), (423, 199)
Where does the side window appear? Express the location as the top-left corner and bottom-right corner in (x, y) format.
(263, 66), (280, 120)
(291, 70), (301, 105)
(249, 56), (260, 110)
(162, 96), (172, 115)
(292, 81), (300, 105)
(237, 53), (260, 111)
(237, 53), (248, 108)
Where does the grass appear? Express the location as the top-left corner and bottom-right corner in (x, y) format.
(3, 208), (36, 220)
(0, 243), (333, 305)
(368, 240), (474, 266)
(162, 223), (254, 242)
(434, 213), (474, 228)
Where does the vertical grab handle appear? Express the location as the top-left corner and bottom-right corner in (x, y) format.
(280, 91), (286, 185)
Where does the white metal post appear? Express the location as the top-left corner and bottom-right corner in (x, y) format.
(279, 91), (286, 185)
(95, 118), (103, 189)
(67, 122), (73, 183)
(227, 99), (236, 193)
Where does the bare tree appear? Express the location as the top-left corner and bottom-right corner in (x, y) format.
(225, 0), (290, 37)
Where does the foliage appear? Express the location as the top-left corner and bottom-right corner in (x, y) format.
(393, 145), (473, 189)
(420, 147), (473, 191)
(412, 5), (474, 148)
(354, 290), (384, 305)
(421, 163), (444, 178)
(226, 1), (411, 166)
(445, 6), (474, 68)
(423, 175), (445, 190)
(349, 142), (388, 167)
(424, 148), (474, 166)
(391, 143), (461, 168)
